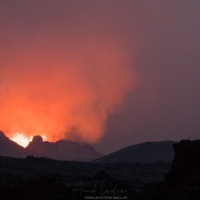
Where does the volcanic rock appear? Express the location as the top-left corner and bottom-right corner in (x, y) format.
(165, 139), (200, 186)
(93, 141), (174, 163)
(146, 140), (200, 199)
(26, 135), (103, 161)
(0, 130), (26, 157)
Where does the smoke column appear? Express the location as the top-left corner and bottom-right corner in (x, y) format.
(0, 1), (137, 143)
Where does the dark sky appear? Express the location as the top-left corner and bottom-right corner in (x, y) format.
(96, 0), (200, 153)
(0, 1), (200, 153)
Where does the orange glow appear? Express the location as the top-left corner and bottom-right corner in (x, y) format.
(11, 132), (47, 147)
(11, 132), (33, 148)
(0, 37), (137, 143)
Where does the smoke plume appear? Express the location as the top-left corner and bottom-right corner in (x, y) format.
(0, 1), (136, 143)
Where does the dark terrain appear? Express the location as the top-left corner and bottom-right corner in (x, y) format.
(146, 140), (200, 200)
(0, 131), (102, 161)
(0, 156), (170, 200)
(0, 131), (175, 163)
(0, 131), (25, 158)
(94, 141), (174, 163)
(1, 130), (200, 199)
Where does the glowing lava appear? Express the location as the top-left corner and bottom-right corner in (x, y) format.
(0, 1), (137, 143)
(11, 132), (47, 148)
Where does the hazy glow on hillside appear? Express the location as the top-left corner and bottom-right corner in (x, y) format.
(11, 132), (33, 147)
(0, 1), (136, 144)
(11, 132), (47, 148)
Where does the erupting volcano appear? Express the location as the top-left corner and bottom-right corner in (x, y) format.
(0, 34), (135, 145)
(0, 39), (136, 145)
(11, 132), (47, 148)
(0, 1), (137, 145)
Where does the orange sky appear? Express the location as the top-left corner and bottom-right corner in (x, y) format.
(0, 2), (137, 143)
(1, 1), (200, 153)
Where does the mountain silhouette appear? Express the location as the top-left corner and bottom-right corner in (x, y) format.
(0, 131), (175, 163)
(0, 130), (26, 157)
(93, 141), (175, 163)
(166, 139), (200, 185)
(0, 131), (102, 161)
(145, 139), (200, 199)
(26, 135), (103, 161)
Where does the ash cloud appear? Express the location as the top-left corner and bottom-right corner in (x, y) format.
(0, 1), (137, 143)
(1, 1), (200, 153)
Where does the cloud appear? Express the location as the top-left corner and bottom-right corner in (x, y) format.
(0, 1), (137, 143)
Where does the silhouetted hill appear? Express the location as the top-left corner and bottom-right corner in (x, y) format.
(0, 131), (175, 163)
(166, 139), (200, 186)
(0, 132), (103, 161)
(2, 138), (200, 199)
(145, 139), (200, 199)
(93, 141), (175, 163)
(26, 135), (103, 161)
(0, 131), (26, 157)
(0, 155), (170, 199)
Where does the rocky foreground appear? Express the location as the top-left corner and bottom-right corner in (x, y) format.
(0, 156), (169, 200)
(147, 140), (200, 200)
(0, 139), (200, 199)
(0, 131), (102, 161)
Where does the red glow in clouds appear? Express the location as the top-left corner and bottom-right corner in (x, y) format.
(0, 39), (136, 143)
(0, 2), (137, 144)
